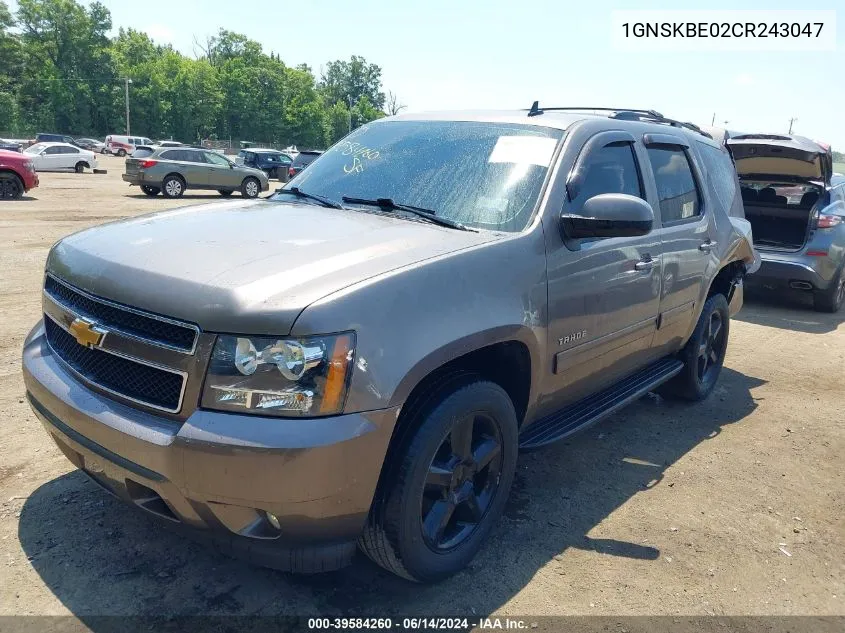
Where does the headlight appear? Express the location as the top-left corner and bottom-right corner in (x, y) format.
(202, 332), (355, 417)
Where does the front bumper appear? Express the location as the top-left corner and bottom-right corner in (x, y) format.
(22, 322), (398, 571)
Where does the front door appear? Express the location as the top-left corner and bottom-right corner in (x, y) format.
(204, 151), (240, 189)
(543, 133), (662, 411)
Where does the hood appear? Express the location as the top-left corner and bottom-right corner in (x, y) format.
(47, 200), (499, 335)
(727, 135), (832, 184)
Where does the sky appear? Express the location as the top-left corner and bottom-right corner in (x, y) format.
(10, 0), (844, 148)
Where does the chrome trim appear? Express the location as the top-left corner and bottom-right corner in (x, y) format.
(44, 273), (200, 355)
(43, 312), (188, 414)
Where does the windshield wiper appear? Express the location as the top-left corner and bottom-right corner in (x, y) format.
(275, 186), (344, 209)
(341, 197), (475, 231)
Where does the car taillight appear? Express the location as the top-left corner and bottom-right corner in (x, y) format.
(140, 160), (158, 169)
(816, 212), (842, 229)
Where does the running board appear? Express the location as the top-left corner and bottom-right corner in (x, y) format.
(519, 357), (684, 450)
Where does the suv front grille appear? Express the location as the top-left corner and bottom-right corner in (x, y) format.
(44, 275), (197, 352)
(44, 318), (185, 412)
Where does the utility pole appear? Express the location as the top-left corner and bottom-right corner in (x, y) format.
(122, 78), (132, 135)
(788, 117), (797, 135)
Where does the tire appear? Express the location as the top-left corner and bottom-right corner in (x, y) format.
(74, 162), (87, 174)
(117, 149), (126, 157)
(659, 293), (730, 401)
(100, 148), (108, 155)
(359, 377), (518, 582)
(241, 177), (260, 198)
(813, 270), (845, 313)
(141, 185), (160, 197)
(0, 172), (24, 200)
(161, 175), (185, 198)
(218, 189), (234, 197)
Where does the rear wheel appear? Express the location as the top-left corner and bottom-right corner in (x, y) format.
(116, 149), (126, 157)
(218, 189), (234, 197)
(241, 177), (260, 198)
(658, 293), (730, 401)
(813, 271), (845, 313)
(74, 162), (87, 174)
(0, 172), (24, 200)
(161, 175), (185, 198)
(100, 148), (108, 154)
(359, 377), (518, 582)
(141, 185), (160, 197)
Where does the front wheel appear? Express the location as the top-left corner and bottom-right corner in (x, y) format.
(813, 271), (844, 313)
(360, 377), (518, 582)
(659, 293), (730, 401)
(0, 172), (24, 200)
(241, 177), (260, 198)
(141, 185), (160, 197)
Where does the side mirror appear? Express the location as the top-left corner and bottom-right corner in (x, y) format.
(561, 193), (654, 240)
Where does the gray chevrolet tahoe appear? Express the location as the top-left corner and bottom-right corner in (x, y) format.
(22, 106), (757, 582)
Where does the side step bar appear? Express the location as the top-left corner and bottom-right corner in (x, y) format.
(518, 357), (684, 450)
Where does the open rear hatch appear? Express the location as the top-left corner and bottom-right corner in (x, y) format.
(727, 135), (832, 251)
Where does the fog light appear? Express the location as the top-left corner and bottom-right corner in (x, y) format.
(265, 511), (281, 530)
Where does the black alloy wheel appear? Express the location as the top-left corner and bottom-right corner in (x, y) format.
(421, 412), (504, 551)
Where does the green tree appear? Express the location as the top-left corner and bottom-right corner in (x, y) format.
(324, 100), (350, 146)
(319, 55), (386, 111)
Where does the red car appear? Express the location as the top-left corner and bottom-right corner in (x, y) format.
(0, 149), (39, 199)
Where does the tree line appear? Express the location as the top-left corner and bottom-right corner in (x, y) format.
(0, 0), (403, 148)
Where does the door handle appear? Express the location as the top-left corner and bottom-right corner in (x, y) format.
(699, 240), (717, 253)
(634, 258), (656, 272)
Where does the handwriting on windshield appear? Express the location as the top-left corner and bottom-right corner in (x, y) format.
(339, 141), (380, 174)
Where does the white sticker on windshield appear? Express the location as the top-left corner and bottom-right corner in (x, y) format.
(488, 136), (557, 167)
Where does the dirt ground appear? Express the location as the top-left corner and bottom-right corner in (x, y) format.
(0, 159), (843, 621)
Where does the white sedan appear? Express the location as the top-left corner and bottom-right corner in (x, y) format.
(24, 142), (99, 173)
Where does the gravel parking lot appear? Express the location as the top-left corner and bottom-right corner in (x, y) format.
(0, 159), (842, 620)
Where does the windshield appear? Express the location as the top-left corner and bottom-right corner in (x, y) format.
(274, 120), (563, 232)
(25, 143), (46, 154)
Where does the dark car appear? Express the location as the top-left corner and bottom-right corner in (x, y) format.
(287, 150), (322, 179)
(728, 134), (845, 312)
(74, 138), (106, 153)
(236, 149), (292, 181)
(23, 107), (756, 582)
(0, 138), (22, 152)
(36, 133), (80, 147)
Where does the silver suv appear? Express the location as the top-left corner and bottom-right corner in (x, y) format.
(24, 106), (757, 582)
(122, 146), (269, 198)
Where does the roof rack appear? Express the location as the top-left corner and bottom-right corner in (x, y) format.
(525, 101), (711, 139)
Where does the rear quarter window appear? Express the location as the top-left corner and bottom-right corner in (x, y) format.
(647, 146), (702, 223)
(696, 141), (741, 215)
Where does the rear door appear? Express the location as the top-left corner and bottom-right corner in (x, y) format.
(180, 150), (210, 186)
(545, 131), (663, 405)
(641, 135), (714, 350)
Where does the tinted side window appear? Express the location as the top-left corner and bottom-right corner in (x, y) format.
(160, 149), (184, 161)
(63, 146), (79, 154)
(575, 142), (642, 205)
(696, 141), (738, 212)
(44, 146), (62, 155)
(647, 147), (701, 223)
(184, 150), (208, 163)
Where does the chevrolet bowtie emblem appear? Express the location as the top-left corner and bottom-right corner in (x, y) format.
(69, 318), (105, 348)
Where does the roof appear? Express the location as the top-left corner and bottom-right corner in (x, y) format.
(384, 107), (716, 144)
(243, 148), (287, 154)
